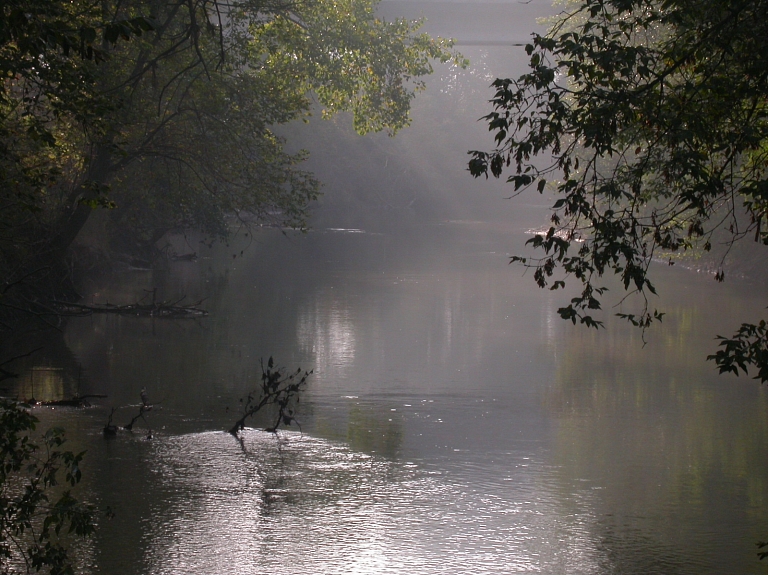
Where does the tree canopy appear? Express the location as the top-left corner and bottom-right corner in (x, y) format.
(469, 0), (768, 381)
(0, 0), (463, 324)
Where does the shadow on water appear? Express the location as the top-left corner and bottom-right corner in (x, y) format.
(314, 400), (405, 459)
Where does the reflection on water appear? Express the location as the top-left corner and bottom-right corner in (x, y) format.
(298, 297), (357, 378)
(344, 404), (403, 458)
(26, 367), (66, 401)
(4, 225), (768, 574)
(137, 430), (606, 575)
(547, 291), (768, 575)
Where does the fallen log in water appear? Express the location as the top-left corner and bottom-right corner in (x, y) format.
(52, 294), (208, 319)
(36, 394), (108, 408)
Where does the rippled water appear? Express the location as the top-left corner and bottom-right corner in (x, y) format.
(141, 431), (590, 575)
(9, 223), (768, 574)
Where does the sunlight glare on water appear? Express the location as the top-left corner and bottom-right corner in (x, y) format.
(142, 430), (602, 575)
(297, 300), (357, 377)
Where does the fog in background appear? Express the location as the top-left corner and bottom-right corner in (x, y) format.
(282, 0), (557, 232)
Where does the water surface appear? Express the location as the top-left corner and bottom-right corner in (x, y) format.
(10, 223), (768, 574)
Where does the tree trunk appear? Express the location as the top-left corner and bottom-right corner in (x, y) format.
(48, 143), (113, 261)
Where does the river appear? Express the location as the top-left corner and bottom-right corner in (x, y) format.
(5, 0), (768, 571)
(5, 222), (768, 575)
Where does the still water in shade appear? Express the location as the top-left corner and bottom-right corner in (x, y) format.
(9, 223), (768, 574)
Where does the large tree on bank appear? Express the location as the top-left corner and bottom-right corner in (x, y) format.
(0, 0), (463, 321)
(469, 0), (768, 381)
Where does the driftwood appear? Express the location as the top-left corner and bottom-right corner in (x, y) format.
(52, 290), (207, 319)
(101, 403), (154, 438)
(123, 386), (155, 433)
(36, 394), (107, 408)
(103, 407), (118, 436)
(123, 405), (151, 431)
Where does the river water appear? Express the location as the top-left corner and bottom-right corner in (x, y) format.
(6, 222), (768, 575)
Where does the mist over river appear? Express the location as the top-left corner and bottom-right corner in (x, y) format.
(2, 0), (768, 573)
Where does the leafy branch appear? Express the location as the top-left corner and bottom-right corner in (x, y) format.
(469, 0), (768, 372)
(229, 357), (311, 436)
(708, 319), (768, 382)
(0, 400), (94, 574)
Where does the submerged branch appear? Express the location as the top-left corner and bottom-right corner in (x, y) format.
(229, 357), (311, 436)
(35, 394), (107, 408)
(51, 294), (208, 318)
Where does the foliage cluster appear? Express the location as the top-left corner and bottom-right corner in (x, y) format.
(229, 357), (311, 435)
(469, 0), (768, 379)
(0, 400), (93, 574)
